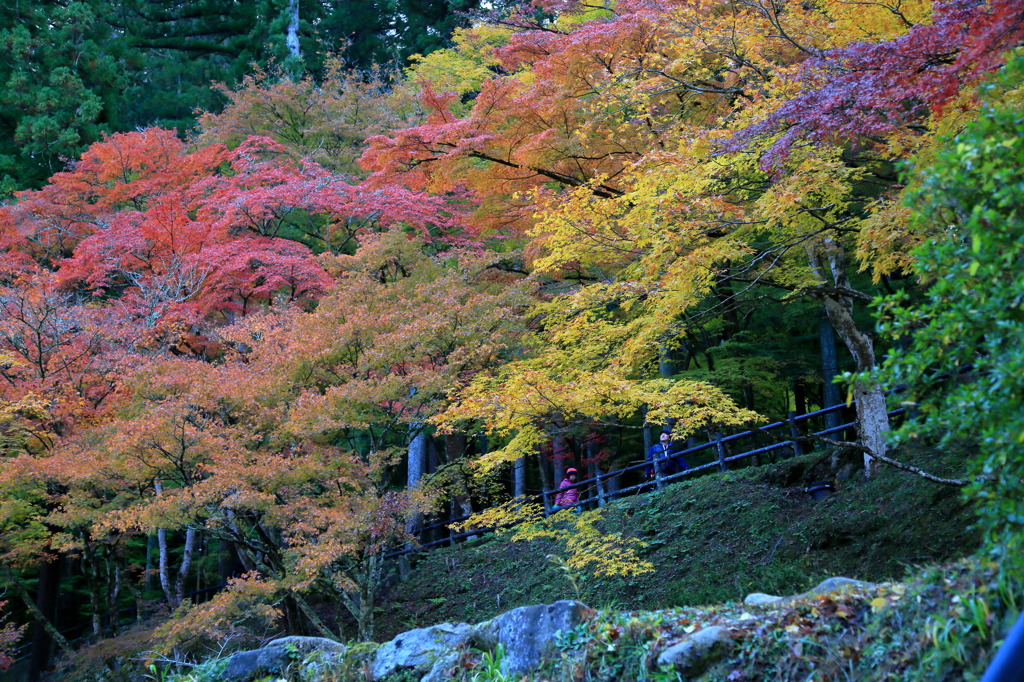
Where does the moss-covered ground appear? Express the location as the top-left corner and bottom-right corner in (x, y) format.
(376, 446), (980, 640)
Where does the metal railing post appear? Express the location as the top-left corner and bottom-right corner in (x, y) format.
(715, 432), (728, 472)
(788, 411), (804, 457)
(595, 469), (607, 507)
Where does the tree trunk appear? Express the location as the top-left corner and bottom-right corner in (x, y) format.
(552, 436), (568, 485)
(513, 456), (527, 498)
(405, 425), (427, 560)
(820, 314), (842, 431)
(174, 527), (197, 606)
(14, 562), (69, 682)
(811, 240), (888, 476)
(145, 533), (157, 591)
(107, 556), (121, 633)
(82, 544), (103, 636)
(408, 427), (426, 490)
(587, 446), (605, 509)
(286, 0), (301, 61)
(536, 451), (553, 516)
(157, 526), (172, 604)
(340, 553), (384, 642)
(358, 556), (379, 642)
(820, 295), (887, 476)
(293, 590), (339, 641)
(218, 538), (238, 584)
(642, 407), (653, 464)
(443, 434), (466, 466)
(154, 480), (175, 604)
(658, 343), (674, 378)
(792, 380), (806, 416)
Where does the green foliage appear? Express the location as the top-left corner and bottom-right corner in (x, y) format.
(469, 643), (510, 682)
(310, 0), (484, 72)
(874, 51), (1024, 547)
(538, 556), (1020, 681)
(0, 0), (482, 190)
(0, 0), (126, 186)
(160, 657), (229, 682)
(545, 611), (675, 682)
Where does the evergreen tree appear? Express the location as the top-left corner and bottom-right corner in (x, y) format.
(0, 0), (485, 190)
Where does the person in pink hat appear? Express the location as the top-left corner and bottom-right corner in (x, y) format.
(554, 467), (580, 509)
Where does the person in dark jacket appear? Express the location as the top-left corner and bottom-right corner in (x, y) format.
(554, 467), (580, 508)
(646, 430), (688, 478)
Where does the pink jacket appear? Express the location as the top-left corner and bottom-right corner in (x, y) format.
(554, 477), (579, 507)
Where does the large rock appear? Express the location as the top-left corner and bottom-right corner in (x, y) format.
(371, 622), (472, 681)
(804, 577), (874, 597)
(472, 600), (593, 675)
(657, 626), (734, 674)
(745, 576), (876, 607)
(223, 645), (290, 681)
(265, 635), (347, 654)
(222, 636), (347, 681)
(420, 650), (462, 682)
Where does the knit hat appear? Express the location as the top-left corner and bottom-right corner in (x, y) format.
(566, 467), (578, 475)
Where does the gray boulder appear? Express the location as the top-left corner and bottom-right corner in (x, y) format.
(265, 635), (347, 654)
(805, 577), (874, 596)
(221, 635), (347, 681)
(472, 600), (592, 675)
(223, 645), (291, 681)
(657, 626), (733, 674)
(420, 650), (462, 682)
(745, 576), (875, 607)
(371, 622), (472, 681)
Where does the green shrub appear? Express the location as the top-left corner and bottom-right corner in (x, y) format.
(875, 50), (1024, 551)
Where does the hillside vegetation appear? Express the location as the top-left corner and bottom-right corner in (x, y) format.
(1, 0), (1022, 679)
(377, 448), (979, 639)
(156, 448), (1005, 682)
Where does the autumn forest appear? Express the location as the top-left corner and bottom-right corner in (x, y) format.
(1, 0), (1023, 679)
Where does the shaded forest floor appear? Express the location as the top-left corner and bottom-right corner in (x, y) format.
(375, 446), (980, 641)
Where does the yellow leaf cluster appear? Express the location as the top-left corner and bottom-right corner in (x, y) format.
(457, 500), (654, 580)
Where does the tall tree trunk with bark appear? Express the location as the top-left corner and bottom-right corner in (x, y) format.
(820, 314), (843, 431)
(552, 436), (568, 486)
(286, 0), (301, 61)
(514, 456), (527, 498)
(157, 528), (172, 604)
(154, 480), (175, 605)
(174, 527), (197, 606)
(13, 560), (68, 682)
(809, 240), (888, 476)
(536, 451), (553, 515)
(408, 427), (426, 491)
(339, 553), (384, 642)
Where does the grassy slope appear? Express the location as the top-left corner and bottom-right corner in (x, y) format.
(376, 447), (980, 640)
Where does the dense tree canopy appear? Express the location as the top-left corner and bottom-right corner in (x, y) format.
(0, 0), (1021, 676)
(0, 0), (485, 190)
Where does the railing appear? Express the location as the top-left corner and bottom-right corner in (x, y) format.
(391, 400), (905, 558)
